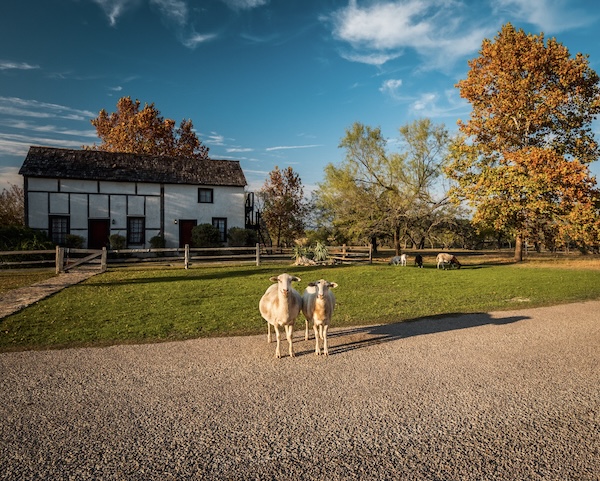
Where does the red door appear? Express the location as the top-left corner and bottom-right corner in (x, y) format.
(179, 220), (197, 248)
(88, 219), (110, 249)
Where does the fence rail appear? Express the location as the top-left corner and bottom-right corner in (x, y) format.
(0, 243), (372, 271)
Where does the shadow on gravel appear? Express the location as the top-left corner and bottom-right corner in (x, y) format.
(327, 312), (530, 355)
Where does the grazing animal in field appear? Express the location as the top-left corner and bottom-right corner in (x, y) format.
(259, 273), (302, 358)
(389, 254), (407, 266)
(414, 254), (423, 268)
(436, 253), (462, 270)
(302, 279), (338, 356)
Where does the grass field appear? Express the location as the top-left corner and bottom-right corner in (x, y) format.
(1, 251), (599, 352)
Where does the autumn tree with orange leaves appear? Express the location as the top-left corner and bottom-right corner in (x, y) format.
(88, 96), (210, 160)
(259, 166), (307, 248)
(446, 23), (600, 260)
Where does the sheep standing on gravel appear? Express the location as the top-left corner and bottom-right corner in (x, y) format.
(259, 273), (302, 358)
(302, 279), (338, 356)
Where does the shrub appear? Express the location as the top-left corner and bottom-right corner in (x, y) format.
(109, 234), (126, 250)
(0, 226), (53, 251)
(149, 235), (166, 249)
(191, 224), (222, 248)
(65, 234), (85, 249)
(228, 227), (257, 247)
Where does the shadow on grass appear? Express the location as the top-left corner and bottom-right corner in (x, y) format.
(84, 264), (353, 287)
(323, 311), (530, 356)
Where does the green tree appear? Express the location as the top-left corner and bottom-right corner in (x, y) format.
(315, 120), (454, 253)
(259, 166), (307, 248)
(447, 23), (600, 260)
(88, 96), (210, 160)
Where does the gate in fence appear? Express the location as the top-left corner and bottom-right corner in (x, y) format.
(55, 247), (107, 274)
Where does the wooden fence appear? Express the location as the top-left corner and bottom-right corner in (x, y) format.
(0, 243), (372, 271)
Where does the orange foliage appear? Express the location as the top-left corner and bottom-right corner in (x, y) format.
(447, 23), (600, 253)
(88, 96), (209, 160)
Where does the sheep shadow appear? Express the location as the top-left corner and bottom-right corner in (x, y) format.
(321, 312), (530, 356)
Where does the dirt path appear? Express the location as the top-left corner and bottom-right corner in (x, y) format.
(1, 299), (598, 480)
(0, 269), (100, 319)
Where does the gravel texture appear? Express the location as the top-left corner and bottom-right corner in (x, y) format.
(1, 300), (599, 480)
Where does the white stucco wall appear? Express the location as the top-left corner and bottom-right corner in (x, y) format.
(25, 177), (247, 248)
(163, 184), (245, 247)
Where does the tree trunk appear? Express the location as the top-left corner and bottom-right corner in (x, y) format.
(370, 236), (378, 254)
(514, 233), (524, 262)
(394, 227), (401, 256)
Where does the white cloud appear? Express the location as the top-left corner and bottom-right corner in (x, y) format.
(408, 89), (469, 119)
(0, 60), (40, 71)
(182, 33), (218, 48)
(340, 51), (403, 66)
(331, 0), (436, 50)
(150, 0), (188, 26)
(203, 132), (226, 146)
(227, 147), (254, 153)
(493, 0), (593, 32)
(220, 0), (269, 11)
(265, 144), (321, 152)
(92, 0), (141, 26)
(0, 120), (97, 138)
(0, 97), (96, 121)
(379, 79), (403, 99)
(329, 0), (489, 69)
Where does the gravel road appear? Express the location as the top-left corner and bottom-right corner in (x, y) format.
(1, 300), (599, 480)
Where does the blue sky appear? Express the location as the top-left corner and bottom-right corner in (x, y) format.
(1, 0), (600, 194)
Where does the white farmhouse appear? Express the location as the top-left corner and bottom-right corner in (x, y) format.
(19, 146), (249, 249)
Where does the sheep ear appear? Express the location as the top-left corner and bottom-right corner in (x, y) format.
(329, 282), (338, 289)
(269, 276), (278, 282)
(308, 281), (316, 287)
(292, 276), (301, 282)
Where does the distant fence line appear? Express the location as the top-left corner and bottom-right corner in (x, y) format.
(0, 244), (372, 272)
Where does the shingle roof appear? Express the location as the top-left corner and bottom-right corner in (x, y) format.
(19, 146), (247, 187)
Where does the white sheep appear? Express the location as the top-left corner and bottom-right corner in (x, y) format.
(259, 273), (302, 358)
(436, 252), (462, 269)
(302, 279), (338, 356)
(389, 254), (407, 266)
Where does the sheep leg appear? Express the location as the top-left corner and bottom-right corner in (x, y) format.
(267, 323), (272, 343)
(285, 324), (295, 358)
(274, 325), (282, 358)
(305, 319), (309, 341)
(322, 324), (329, 356)
(313, 323), (320, 355)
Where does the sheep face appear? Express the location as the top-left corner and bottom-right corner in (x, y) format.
(308, 279), (338, 300)
(270, 273), (301, 298)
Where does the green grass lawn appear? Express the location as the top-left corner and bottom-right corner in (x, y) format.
(0, 269), (56, 295)
(1, 260), (600, 352)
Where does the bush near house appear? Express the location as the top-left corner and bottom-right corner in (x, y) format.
(227, 227), (257, 247)
(191, 224), (222, 248)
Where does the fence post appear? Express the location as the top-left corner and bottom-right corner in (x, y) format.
(256, 243), (260, 266)
(369, 244), (373, 264)
(101, 247), (107, 272)
(55, 246), (64, 274)
(184, 244), (190, 269)
(342, 244), (347, 262)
